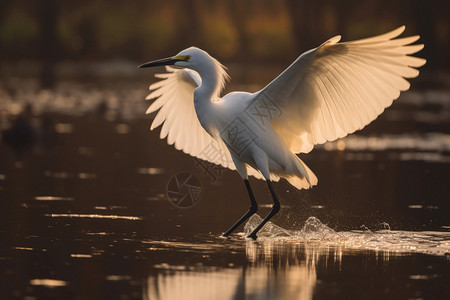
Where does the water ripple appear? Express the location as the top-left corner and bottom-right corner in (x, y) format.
(44, 213), (142, 221)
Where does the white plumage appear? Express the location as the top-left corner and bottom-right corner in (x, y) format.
(139, 26), (425, 238)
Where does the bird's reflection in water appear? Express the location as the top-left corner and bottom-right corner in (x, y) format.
(243, 240), (321, 300)
(142, 212), (450, 300)
(144, 240), (344, 300)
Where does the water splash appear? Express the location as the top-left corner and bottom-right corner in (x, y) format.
(244, 215), (450, 256)
(243, 215), (291, 238)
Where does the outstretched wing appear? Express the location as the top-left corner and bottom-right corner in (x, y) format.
(145, 66), (265, 179)
(145, 66), (234, 168)
(253, 26), (426, 153)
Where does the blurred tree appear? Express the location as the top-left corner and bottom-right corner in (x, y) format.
(228, 0), (250, 61)
(39, 0), (59, 88)
(285, 0), (327, 51)
(0, 0), (447, 69)
(0, 0), (13, 65)
(244, 2), (294, 60)
(409, 0), (437, 68)
(197, 1), (238, 59)
(173, 0), (201, 49)
(39, 0), (61, 88)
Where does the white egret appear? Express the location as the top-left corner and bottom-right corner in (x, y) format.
(139, 26), (425, 239)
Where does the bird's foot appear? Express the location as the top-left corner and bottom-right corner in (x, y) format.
(246, 233), (258, 240)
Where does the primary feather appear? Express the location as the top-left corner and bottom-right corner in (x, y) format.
(146, 66), (232, 166)
(255, 26), (426, 153)
(144, 26), (425, 190)
(145, 66), (266, 180)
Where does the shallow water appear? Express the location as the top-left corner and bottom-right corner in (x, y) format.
(244, 215), (450, 256)
(0, 68), (450, 299)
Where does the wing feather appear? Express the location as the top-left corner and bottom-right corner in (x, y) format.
(145, 66), (265, 179)
(254, 26), (425, 153)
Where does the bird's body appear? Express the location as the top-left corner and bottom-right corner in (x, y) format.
(139, 26), (425, 239)
(201, 89), (315, 189)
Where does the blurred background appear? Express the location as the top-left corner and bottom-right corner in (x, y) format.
(1, 1), (450, 299)
(0, 0), (449, 233)
(0, 0), (449, 84)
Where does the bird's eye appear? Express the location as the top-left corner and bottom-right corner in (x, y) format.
(185, 55), (191, 61)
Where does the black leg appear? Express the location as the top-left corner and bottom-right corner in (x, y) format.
(222, 179), (258, 237)
(247, 180), (280, 240)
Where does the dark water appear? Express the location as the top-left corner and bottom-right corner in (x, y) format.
(0, 66), (449, 299)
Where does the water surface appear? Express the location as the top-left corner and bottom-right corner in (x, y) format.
(0, 67), (449, 299)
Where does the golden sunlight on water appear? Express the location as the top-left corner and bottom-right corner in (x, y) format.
(144, 239), (423, 300)
(1, 66), (449, 299)
(143, 216), (449, 300)
(44, 214), (143, 221)
(243, 215), (450, 256)
(145, 241), (326, 300)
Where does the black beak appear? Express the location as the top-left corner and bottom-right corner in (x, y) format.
(138, 57), (179, 68)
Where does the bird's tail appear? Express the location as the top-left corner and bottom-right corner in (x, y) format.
(285, 155), (318, 190)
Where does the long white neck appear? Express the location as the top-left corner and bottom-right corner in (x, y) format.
(192, 55), (228, 133)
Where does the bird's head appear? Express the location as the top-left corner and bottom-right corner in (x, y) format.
(139, 47), (229, 93)
(138, 47), (208, 71)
